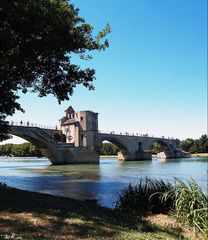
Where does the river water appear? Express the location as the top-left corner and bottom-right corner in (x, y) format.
(0, 157), (207, 208)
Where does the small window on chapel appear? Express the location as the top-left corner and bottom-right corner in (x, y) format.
(81, 117), (83, 121)
(81, 134), (84, 140)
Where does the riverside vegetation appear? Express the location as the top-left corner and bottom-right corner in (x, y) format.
(116, 178), (207, 239)
(0, 177), (207, 240)
(152, 135), (207, 154)
(161, 179), (208, 238)
(0, 143), (42, 157)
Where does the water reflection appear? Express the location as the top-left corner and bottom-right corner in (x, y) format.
(0, 157), (207, 208)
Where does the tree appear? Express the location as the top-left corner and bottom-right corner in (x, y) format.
(0, 143), (14, 155)
(180, 135), (208, 153)
(180, 138), (194, 152)
(100, 142), (119, 155)
(0, 84), (22, 141)
(0, 142), (42, 157)
(0, 0), (110, 140)
(198, 134), (208, 153)
(151, 142), (163, 154)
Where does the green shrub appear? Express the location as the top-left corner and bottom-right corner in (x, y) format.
(115, 177), (174, 216)
(161, 178), (208, 238)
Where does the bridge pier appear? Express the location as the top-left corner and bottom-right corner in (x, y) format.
(117, 150), (152, 161)
(157, 149), (191, 159)
(39, 148), (55, 162)
(117, 150), (133, 161)
(46, 146), (99, 165)
(135, 150), (152, 160)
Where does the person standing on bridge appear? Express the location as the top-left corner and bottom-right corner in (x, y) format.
(27, 121), (29, 126)
(20, 120), (23, 125)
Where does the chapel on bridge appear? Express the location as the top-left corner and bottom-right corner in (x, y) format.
(60, 106), (98, 148)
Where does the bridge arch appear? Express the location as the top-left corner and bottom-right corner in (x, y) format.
(148, 139), (174, 159)
(7, 126), (57, 162)
(98, 135), (133, 160)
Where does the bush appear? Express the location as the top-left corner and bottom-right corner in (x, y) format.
(115, 178), (174, 216)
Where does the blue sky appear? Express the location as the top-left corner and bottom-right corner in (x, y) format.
(4, 0), (207, 144)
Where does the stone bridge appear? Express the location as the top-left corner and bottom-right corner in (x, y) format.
(5, 107), (189, 164)
(98, 133), (180, 161)
(7, 125), (99, 165)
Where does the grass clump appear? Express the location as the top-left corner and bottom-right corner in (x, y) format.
(115, 177), (174, 216)
(161, 178), (208, 238)
(115, 177), (207, 239)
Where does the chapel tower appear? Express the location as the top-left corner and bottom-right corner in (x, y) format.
(60, 106), (99, 148)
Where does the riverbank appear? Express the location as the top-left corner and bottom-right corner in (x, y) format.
(0, 184), (200, 240)
(100, 153), (208, 159)
(191, 153), (208, 158)
(100, 155), (117, 158)
(1, 153), (207, 159)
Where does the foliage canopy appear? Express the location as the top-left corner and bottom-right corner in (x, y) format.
(0, 0), (110, 140)
(180, 135), (208, 153)
(151, 135), (208, 154)
(0, 143), (42, 157)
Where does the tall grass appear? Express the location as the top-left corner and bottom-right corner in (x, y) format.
(161, 178), (208, 238)
(115, 177), (174, 216)
(115, 177), (207, 238)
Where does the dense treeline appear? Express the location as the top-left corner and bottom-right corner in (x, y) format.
(0, 143), (42, 157)
(180, 134), (208, 153)
(100, 143), (119, 155)
(0, 142), (118, 157)
(151, 135), (208, 154)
